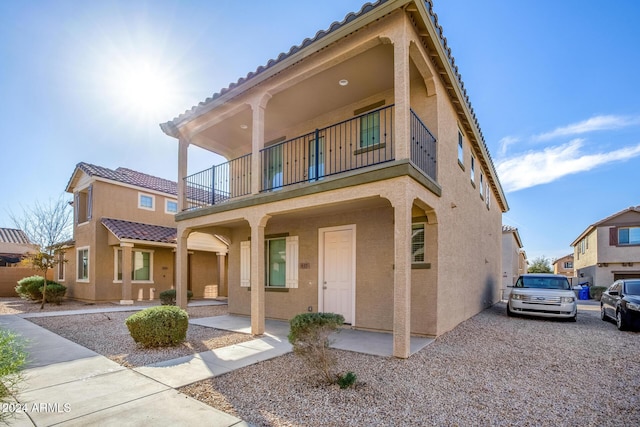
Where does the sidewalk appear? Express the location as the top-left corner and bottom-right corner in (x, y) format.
(0, 313), (248, 426)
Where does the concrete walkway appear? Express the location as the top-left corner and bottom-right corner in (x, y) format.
(0, 301), (433, 426)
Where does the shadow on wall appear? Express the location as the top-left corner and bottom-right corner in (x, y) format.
(483, 276), (497, 308)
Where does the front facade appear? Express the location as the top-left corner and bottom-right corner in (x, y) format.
(571, 206), (640, 287)
(62, 163), (228, 303)
(501, 225), (527, 293)
(552, 254), (574, 278)
(161, 0), (508, 357)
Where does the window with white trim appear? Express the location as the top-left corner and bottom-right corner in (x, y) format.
(138, 193), (155, 211)
(470, 155), (475, 183)
(240, 237), (298, 288)
(165, 199), (178, 214)
(457, 130), (464, 165)
(479, 173), (484, 198)
(75, 185), (92, 224)
(411, 223), (426, 264)
(56, 251), (65, 282)
(114, 249), (153, 282)
(77, 247), (89, 281)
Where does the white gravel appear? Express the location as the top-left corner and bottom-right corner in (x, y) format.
(4, 298), (639, 426)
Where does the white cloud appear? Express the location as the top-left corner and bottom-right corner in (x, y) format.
(533, 115), (640, 141)
(498, 136), (520, 157)
(496, 139), (640, 192)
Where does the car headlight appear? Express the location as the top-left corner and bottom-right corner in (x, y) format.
(627, 302), (640, 311)
(561, 296), (575, 303)
(510, 294), (524, 300)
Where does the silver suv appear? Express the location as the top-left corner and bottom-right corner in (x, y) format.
(507, 273), (577, 321)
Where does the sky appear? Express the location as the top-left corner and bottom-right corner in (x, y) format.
(1, 0), (639, 262)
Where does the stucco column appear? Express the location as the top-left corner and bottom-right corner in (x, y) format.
(176, 228), (189, 309)
(248, 213), (270, 335)
(250, 102), (266, 195)
(178, 138), (189, 211)
(216, 252), (227, 297)
(388, 190), (412, 358)
(392, 19), (411, 161)
(120, 243), (134, 305)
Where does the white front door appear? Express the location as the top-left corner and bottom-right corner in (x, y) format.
(320, 226), (355, 324)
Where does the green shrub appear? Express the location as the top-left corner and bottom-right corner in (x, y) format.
(40, 283), (67, 305)
(590, 286), (607, 301)
(125, 306), (189, 347)
(288, 312), (344, 384)
(159, 289), (193, 305)
(15, 275), (46, 301)
(0, 328), (27, 424)
(337, 371), (357, 389)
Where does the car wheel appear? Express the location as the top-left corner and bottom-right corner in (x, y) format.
(616, 310), (627, 331)
(506, 303), (515, 317)
(600, 305), (607, 321)
(570, 313), (577, 322)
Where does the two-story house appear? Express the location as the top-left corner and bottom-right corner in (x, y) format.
(501, 225), (526, 296)
(62, 162), (228, 303)
(160, 0), (509, 358)
(571, 206), (640, 287)
(552, 254), (574, 278)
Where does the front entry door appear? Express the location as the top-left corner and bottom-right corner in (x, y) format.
(321, 226), (355, 324)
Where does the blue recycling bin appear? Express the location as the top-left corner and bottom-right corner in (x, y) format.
(579, 286), (590, 300)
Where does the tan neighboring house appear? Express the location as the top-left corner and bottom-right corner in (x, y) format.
(160, 0), (509, 358)
(0, 228), (41, 296)
(571, 206), (640, 287)
(552, 254), (574, 278)
(62, 162), (228, 303)
(501, 225), (527, 295)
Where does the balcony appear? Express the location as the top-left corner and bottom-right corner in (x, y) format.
(183, 106), (436, 211)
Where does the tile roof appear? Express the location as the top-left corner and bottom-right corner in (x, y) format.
(101, 218), (177, 245)
(71, 162), (177, 195)
(502, 225), (518, 233)
(0, 228), (31, 244)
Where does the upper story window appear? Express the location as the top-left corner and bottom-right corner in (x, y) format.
(470, 155), (475, 184)
(75, 185), (92, 224)
(165, 199), (178, 214)
(360, 110), (380, 148)
(564, 261), (573, 269)
(457, 130), (464, 165)
(619, 226), (640, 245)
(138, 193), (155, 211)
(479, 173), (484, 198)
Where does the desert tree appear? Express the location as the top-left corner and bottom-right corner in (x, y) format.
(9, 194), (73, 309)
(528, 256), (553, 273)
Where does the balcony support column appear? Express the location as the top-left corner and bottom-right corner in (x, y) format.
(175, 226), (189, 309)
(248, 213), (271, 335)
(178, 138), (189, 211)
(250, 95), (270, 195)
(119, 243), (134, 305)
(393, 19), (411, 161)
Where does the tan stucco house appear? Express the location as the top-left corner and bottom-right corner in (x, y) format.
(62, 162), (228, 303)
(0, 228), (41, 296)
(571, 206), (640, 287)
(552, 254), (574, 278)
(501, 225), (526, 295)
(160, 0), (509, 358)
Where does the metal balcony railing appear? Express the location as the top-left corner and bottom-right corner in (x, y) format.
(410, 108), (437, 181)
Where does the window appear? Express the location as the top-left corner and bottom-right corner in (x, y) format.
(138, 193), (155, 210)
(77, 247), (89, 281)
(479, 173), (484, 197)
(165, 199), (178, 214)
(56, 251), (65, 282)
(619, 227), (640, 245)
(564, 261), (573, 269)
(411, 223), (425, 264)
(485, 183), (491, 208)
(264, 144), (283, 190)
(240, 237), (298, 288)
(114, 249), (153, 282)
(470, 155), (475, 183)
(360, 110), (380, 148)
(75, 185), (92, 224)
(457, 130), (464, 164)
(308, 136), (325, 181)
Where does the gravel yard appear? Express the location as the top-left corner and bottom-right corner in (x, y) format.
(3, 298), (639, 425)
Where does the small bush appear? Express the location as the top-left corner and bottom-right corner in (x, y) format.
(40, 283), (67, 305)
(590, 286), (607, 301)
(125, 306), (188, 347)
(159, 289), (193, 305)
(15, 276), (47, 301)
(337, 371), (357, 389)
(288, 312), (344, 384)
(0, 328), (27, 424)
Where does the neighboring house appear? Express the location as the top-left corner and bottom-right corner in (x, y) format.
(0, 227), (41, 296)
(160, 0), (509, 358)
(553, 254), (574, 278)
(501, 225), (527, 294)
(571, 206), (640, 287)
(62, 162), (228, 303)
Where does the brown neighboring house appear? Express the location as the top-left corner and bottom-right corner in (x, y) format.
(0, 228), (41, 296)
(502, 225), (527, 293)
(552, 254), (574, 278)
(571, 206), (640, 287)
(160, 0), (509, 358)
(62, 162), (228, 303)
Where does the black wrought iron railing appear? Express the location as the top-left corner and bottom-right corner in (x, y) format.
(410, 109), (437, 181)
(261, 104), (395, 191)
(183, 154), (251, 210)
(183, 106), (438, 210)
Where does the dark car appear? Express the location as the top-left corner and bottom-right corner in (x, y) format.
(600, 279), (640, 330)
